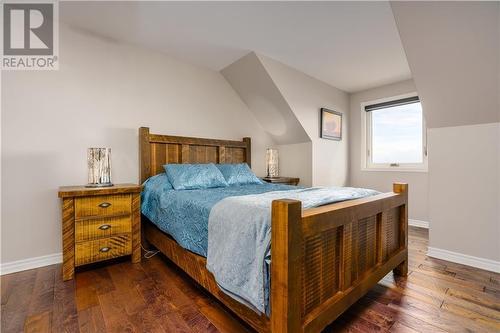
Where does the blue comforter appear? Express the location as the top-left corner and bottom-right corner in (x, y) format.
(141, 176), (295, 256)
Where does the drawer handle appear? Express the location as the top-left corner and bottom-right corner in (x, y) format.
(98, 224), (111, 230)
(98, 202), (112, 208)
(99, 247), (111, 253)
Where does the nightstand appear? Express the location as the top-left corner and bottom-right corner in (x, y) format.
(58, 183), (142, 281)
(261, 177), (300, 186)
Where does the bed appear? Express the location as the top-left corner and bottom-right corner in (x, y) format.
(139, 127), (408, 333)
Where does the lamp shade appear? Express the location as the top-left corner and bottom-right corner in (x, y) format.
(86, 148), (113, 187)
(266, 148), (279, 178)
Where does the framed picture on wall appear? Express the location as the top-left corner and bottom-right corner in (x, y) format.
(320, 108), (342, 140)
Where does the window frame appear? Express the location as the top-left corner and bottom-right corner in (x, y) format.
(360, 93), (428, 172)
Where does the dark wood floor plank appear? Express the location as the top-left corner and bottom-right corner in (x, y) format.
(388, 293), (494, 333)
(453, 269), (500, 290)
(441, 301), (500, 331)
(405, 271), (451, 294)
(1, 274), (12, 306)
(388, 322), (419, 333)
(27, 266), (56, 317)
(484, 286), (500, 298)
(143, 257), (220, 333)
(78, 305), (107, 333)
(377, 278), (443, 307)
(446, 286), (500, 312)
(75, 271), (100, 312)
(25, 311), (52, 333)
(86, 268), (116, 296)
(148, 258), (249, 333)
(334, 311), (387, 332)
(444, 291), (500, 321)
(346, 302), (395, 330)
(106, 263), (147, 316)
(52, 266), (80, 333)
(1, 269), (38, 333)
(128, 308), (167, 333)
(138, 260), (203, 332)
(98, 290), (137, 332)
(2, 227), (499, 333)
(490, 276), (499, 285)
(52, 265), (78, 333)
(357, 297), (447, 333)
(415, 263), (495, 293)
(374, 272), (489, 332)
(135, 276), (192, 332)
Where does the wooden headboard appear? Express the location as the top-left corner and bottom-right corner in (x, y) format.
(139, 127), (251, 183)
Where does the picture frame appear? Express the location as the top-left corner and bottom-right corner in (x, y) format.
(320, 108), (342, 140)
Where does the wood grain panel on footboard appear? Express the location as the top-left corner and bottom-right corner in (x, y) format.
(271, 183), (409, 333)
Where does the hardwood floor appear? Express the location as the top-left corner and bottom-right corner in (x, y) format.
(2, 227), (499, 332)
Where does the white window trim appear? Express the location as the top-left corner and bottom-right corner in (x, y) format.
(360, 92), (428, 173)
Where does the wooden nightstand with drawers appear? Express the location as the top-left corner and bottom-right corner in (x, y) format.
(58, 184), (142, 281)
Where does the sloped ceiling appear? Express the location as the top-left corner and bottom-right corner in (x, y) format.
(221, 53), (310, 145)
(60, 1), (410, 93)
(391, 1), (500, 128)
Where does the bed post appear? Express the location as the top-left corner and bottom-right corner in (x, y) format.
(243, 137), (251, 167)
(139, 127), (151, 251)
(139, 127), (151, 184)
(271, 199), (303, 333)
(393, 182), (409, 277)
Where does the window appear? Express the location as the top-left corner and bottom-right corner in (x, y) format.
(362, 95), (427, 171)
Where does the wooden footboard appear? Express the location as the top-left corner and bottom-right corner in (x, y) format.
(270, 183), (408, 333)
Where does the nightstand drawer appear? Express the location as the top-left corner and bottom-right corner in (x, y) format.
(75, 216), (132, 242)
(75, 234), (132, 266)
(59, 183), (142, 280)
(75, 194), (131, 219)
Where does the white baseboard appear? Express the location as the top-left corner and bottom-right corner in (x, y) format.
(409, 219), (429, 229)
(427, 247), (500, 273)
(1, 253), (62, 276)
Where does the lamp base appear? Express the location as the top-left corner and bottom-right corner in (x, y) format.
(85, 183), (114, 188)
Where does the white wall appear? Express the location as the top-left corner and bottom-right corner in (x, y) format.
(258, 55), (350, 187)
(349, 79), (429, 222)
(221, 53), (310, 145)
(392, 1), (500, 268)
(221, 53), (313, 186)
(277, 142), (313, 186)
(428, 123), (499, 262)
(1, 24), (274, 264)
(391, 1), (499, 128)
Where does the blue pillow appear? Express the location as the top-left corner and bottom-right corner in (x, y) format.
(216, 163), (263, 186)
(142, 172), (173, 190)
(164, 163), (228, 190)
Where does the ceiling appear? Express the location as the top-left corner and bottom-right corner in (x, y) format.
(61, 1), (412, 93)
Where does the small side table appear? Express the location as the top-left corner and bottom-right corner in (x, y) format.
(261, 177), (300, 186)
(58, 183), (142, 281)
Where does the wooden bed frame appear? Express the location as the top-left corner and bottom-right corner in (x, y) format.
(139, 127), (408, 333)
